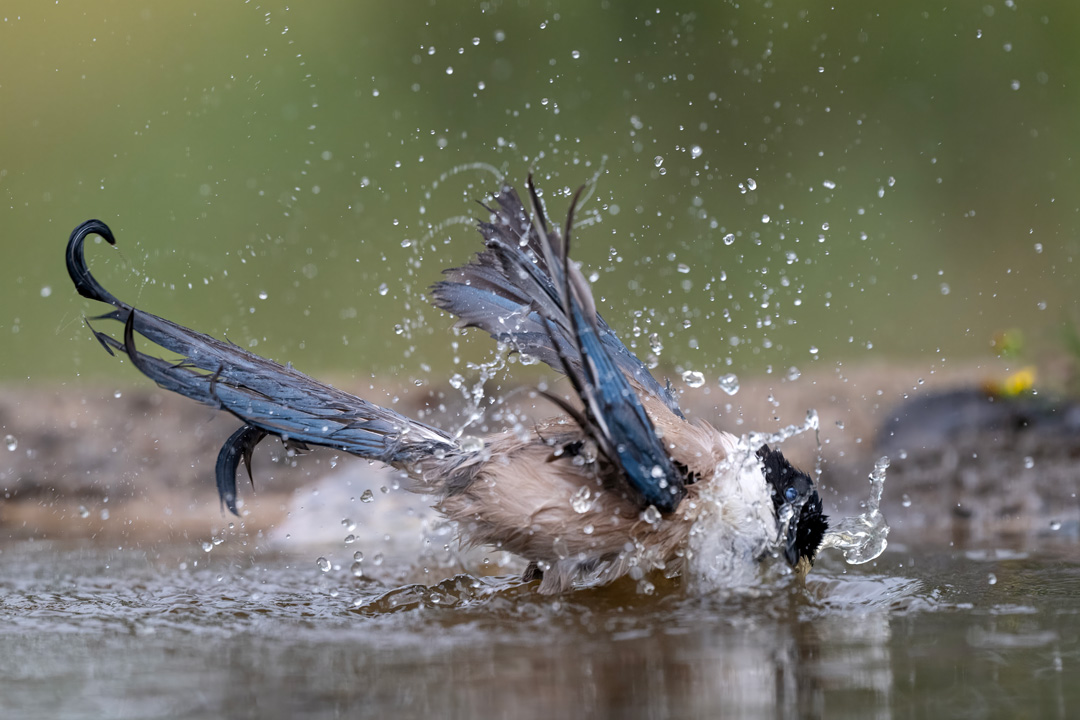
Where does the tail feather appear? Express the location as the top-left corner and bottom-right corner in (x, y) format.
(67, 220), (456, 513)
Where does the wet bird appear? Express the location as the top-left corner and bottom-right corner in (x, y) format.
(65, 179), (827, 593)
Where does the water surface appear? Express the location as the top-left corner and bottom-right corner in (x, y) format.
(2, 538), (1076, 719)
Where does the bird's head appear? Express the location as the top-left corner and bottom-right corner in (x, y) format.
(757, 445), (829, 573)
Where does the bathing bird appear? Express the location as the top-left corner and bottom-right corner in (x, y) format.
(65, 179), (827, 593)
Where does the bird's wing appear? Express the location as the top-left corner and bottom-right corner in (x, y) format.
(66, 220), (455, 514)
(430, 183), (684, 420)
(435, 180), (687, 512)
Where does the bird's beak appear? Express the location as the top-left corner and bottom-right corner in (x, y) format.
(783, 521), (814, 576)
(783, 532), (801, 568)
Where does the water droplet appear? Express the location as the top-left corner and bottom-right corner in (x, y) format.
(901, 493), (912, 508)
(987, 572), (998, 585)
(4, 435), (16, 451)
(746, 178), (757, 191)
(583, 524), (594, 535)
(690, 145), (703, 159)
(640, 505), (662, 525)
(570, 486), (594, 514)
(459, 435), (485, 453)
(571, 49), (581, 59)
(786, 366), (801, 382)
(552, 537), (569, 559)
(78, 505), (90, 519)
(677, 263), (691, 274)
(1050, 520), (1062, 531)
(1023, 456), (1034, 469)
(718, 373), (740, 395)
(40, 286), (52, 298)
(359, 490), (375, 504)
(654, 155), (664, 168)
(201, 541), (213, 553)
(353, 551), (364, 561)
(648, 333), (663, 355)
(681, 370), (706, 388)
(378, 283), (389, 296)
(650, 465), (664, 479)
(1034, 243), (1043, 254)
(344, 534), (357, 544)
(350, 562), (364, 578)
(316, 556), (331, 573)
(723, 233), (735, 246)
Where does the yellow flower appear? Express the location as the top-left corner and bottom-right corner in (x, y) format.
(993, 366), (1036, 397)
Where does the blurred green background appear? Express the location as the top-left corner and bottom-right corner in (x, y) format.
(2, 0), (1077, 387)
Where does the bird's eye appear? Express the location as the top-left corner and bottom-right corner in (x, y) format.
(784, 487), (798, 502)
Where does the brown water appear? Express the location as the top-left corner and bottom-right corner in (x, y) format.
(1, 537), (1077, 719)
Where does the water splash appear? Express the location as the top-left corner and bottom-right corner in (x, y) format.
(354, 573), (529, 614)
(449, 344), (509, 439)
(687, 411), (824, 592)
(819, 457), (890, 564)
(744, 408), (819, 451)
(737, 410), (889, 566)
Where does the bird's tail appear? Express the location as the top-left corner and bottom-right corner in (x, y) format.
(66, 220), (457, 514)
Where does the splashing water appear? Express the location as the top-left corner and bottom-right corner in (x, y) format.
(818, 457), (890, 564)
(743, 408), (819, 452)
(686, 410), (826, 592)
(449, 344), (509, 439)
(744, 409), (889, 564)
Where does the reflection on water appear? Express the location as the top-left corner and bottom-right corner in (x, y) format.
(1, 541), (1076, 719)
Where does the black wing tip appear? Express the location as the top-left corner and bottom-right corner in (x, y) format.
(215, 425), (268, 516)
(66, 219), (123, 307)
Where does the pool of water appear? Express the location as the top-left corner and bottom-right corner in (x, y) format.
(2, 536), (1076, 719)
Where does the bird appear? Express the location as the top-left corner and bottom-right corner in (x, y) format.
(65, 178), (828, 594)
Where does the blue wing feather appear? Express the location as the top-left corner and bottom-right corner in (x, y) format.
(430, 187), (684, 419)
(434, 182), (687, 512)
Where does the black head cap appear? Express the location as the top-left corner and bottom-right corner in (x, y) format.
(757, 445), (829, 568)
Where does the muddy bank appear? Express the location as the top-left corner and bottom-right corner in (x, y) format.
(2, 359), (1078, 554)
